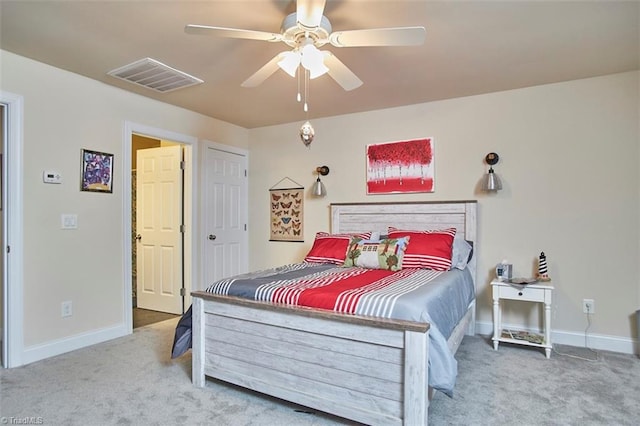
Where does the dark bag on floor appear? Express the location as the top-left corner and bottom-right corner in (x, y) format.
(171, 305), (193, 359)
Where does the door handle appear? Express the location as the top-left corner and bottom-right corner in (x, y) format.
(208, 234), (217, 241)
(135, 234), (142, 241)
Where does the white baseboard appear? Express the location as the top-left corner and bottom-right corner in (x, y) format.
(22, 323), (129, 366)
(15, 319), (639, 366)
(475, 320), (638, 355)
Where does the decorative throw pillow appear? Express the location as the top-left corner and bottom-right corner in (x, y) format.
(304, 232), (372, 264)
(343, 236), (410, 271)
(387, 227), (456, 271)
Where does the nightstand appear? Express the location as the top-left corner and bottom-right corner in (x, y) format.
(491, 280), (554, 358)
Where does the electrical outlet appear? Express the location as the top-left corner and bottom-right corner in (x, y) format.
(61, 301), (72, 318)
(582, 299), (595, 314)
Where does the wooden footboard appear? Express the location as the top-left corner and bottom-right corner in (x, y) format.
(192, 292), (431, 426)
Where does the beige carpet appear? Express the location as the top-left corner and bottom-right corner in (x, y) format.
(1, 318), (639, 425)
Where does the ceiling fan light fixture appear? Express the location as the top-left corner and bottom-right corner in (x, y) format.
(277, 51), (301, 77)
(301, 43), (328, 78)
(308, 62), (329, 79)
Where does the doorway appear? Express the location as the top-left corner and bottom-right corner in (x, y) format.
(132, 136), (184, 327)
(123, 122), (197, 332)
(1, 91), (24, 368)
(0, 104), (5, 366)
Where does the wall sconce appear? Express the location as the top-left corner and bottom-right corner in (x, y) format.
(312, 166), (330, 197)
(482, 152), (502, 191)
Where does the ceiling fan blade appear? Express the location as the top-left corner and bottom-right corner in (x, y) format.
(329, 26), (426, 47)
(241, 53), (286, 88)
(185, 24), (282, 42)
(323, 52), (363, 91)
(296, 0), (327, 28)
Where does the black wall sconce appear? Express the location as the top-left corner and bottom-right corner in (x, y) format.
(312, 166), (330, 197)
(482, 153), (502, 191)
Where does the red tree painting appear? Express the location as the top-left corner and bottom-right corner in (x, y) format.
(366, 138), (434, 194)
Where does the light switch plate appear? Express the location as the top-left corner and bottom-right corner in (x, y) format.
(61, 214), (78, 229)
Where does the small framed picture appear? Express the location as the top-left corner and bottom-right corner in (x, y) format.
(80, 149), (114, 193)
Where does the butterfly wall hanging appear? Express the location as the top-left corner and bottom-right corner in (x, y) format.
(269, 177), (304, 242)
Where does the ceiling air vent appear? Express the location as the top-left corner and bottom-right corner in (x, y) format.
(107, 58), (203, 93)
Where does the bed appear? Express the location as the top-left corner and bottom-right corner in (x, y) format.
(190, 200), (477, 425)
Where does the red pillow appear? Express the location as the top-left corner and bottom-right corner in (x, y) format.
(304, 232), (372, 264)
(387, 227), (456, 270)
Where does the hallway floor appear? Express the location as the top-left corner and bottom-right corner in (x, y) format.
(133, 308), (180, 329)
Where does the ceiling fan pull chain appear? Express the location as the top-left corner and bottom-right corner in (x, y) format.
(296, 65), (302, 102)
(304, 68), (309, 112)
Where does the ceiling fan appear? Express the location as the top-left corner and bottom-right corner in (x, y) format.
(185, 0), (426, 92)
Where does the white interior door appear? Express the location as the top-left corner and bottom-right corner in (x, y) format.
(136, 145), (183, 314)
(1, 104), (6, 367)
(203, 145), (248, 286)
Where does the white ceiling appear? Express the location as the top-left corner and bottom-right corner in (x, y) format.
(1, 1), (638, 129)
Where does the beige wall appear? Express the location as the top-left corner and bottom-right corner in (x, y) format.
(0, 50), (248, 348)
(248, 71), (640, 343)
(1, 47), (638, 357)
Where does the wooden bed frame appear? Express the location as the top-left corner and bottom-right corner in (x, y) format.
(191, 200), (477, 425)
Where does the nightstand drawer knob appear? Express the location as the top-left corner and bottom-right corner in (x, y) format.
(518, 291), (523, 296)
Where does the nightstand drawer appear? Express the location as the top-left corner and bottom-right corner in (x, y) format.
(496, 285), (545, 302)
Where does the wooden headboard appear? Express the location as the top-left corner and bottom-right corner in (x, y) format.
(330, 200), (478, 280)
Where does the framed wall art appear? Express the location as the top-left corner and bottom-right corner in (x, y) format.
(80, 148), (114, 193)
(366, 137), (434, 194)
(269, 178), (304, 242)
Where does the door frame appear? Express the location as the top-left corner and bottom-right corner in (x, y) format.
(1, 91), (24, 368)
(123, 122), (197, 331)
